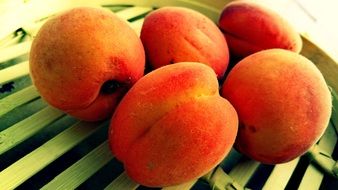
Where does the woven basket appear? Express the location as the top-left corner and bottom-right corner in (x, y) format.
(0, 0), (337, 189)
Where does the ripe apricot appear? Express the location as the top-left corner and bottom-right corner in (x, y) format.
(219, 0), (302, 59)
(29, 7), (145, 121)
(221, 49), (332, 164)
(110, 62), (238, 187)
(141, 7), (229, 79)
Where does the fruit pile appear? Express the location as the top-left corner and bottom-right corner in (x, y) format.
(28, 0), (332, 188)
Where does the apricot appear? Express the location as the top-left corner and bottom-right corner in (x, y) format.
(140, 7), (229, 79)
(221, 49), (332, 164)
(29, 7), (145, 121)
(109, 62), (238, 187)
(219, 0), (302, 59)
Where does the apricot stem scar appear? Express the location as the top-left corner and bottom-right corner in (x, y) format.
(100, 80), (124, 94)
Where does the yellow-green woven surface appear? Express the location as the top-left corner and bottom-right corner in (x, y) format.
(0, 1), (337, 189)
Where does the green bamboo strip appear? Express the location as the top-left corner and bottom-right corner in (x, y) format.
(162, 180), (197, 190)
(207, 167), (245, 190)
(129, 18), (144, 36)
(330, 90), (338, 132)
(98, 0), (134, 6)
(104, 172), (139, 190)
(42, 141), (113, 190)
(0, 106), (64, 155)
(0, 33), (15, 48)
(115, 6), (152, 21)
(99, 0), (222, 22)
(23, 19), (48, 37)
(0, 34), (23, 49)
(262, 158), (300, 190)
(104, 162), (196, 190)
(103, 5), (132, 13)
(168, 0), (221, 21)
(0, 41), (31, 63)
(0, 85), (39, 116)
(298, 165), (324, 190)
(229, 159), (260, 186)
(0, 60), (29, 85)
(0, 120), (106, 190)
(317, 122), (338, 154)
(104, 169), (196, 190)
(298, 123), (337, 190)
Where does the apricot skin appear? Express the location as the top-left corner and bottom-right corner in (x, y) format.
(29, 7), (145, 121)
(109, 62), (238, 187)
(221, 49), (332, 164)
(219, 0), (302, 59)
(140, 7), (229, 79)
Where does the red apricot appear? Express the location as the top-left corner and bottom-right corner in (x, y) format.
(221, 49), (332, 164)
(141, 7), (229, 79)
(219, 0), (302, 59)
(110, 62), (238, 187)
(29, 7), (145, 121)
